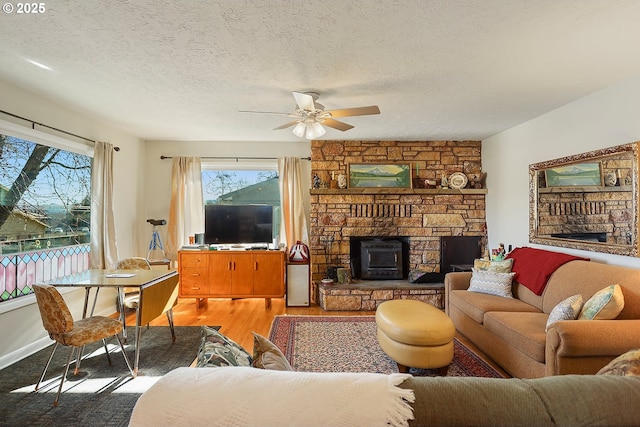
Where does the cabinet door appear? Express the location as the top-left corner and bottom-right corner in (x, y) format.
(254, 252), (285, 296)
(209, 253), (233, 295)
(230, 253), (254, 295)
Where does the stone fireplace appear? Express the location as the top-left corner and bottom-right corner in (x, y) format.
(309, 140), (487, 288)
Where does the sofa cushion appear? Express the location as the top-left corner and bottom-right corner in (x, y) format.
(468, 269), (516, 298)
(545, 294), (583, 332)
(484, 311), (548, 363)
(579, 284), (624, 320)
(449, 290), (541, 324)
(196, 326), (253, 368)
(597, 348), (640, 376)
(251, 332), (293, 371)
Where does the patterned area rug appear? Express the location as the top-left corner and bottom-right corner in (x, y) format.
(269, 315), (505, 377)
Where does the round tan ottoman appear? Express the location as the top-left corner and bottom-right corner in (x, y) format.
(375, 299), (455, 374)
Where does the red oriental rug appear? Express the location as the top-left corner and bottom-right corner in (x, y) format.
(268, 315), (506, 378)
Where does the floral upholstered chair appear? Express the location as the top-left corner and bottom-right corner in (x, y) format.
(116, 257), (152, 313)
(33, 284), (135, 406)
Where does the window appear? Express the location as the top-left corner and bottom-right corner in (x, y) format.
(201, 162), (280, 239)
(0, 123), (92, 303)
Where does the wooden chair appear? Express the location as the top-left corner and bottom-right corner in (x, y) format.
(116, 257), (177, 343)
(33, 284), (135, 406)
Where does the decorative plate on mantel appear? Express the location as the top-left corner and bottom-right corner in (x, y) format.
(448, 172), (468, 189)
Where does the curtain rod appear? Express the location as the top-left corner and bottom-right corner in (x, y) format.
(160, 155), (310, 160)
(0, 109), (120, 151)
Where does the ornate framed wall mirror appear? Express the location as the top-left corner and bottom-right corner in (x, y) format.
(529, 142), (639, 256)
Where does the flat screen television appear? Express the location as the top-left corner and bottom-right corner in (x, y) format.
(204, 204), (274, 244)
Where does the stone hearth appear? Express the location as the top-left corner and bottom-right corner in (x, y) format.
(314, 280), (444, 311)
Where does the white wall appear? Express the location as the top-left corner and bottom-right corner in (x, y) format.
(483, 74), (640, 268)
(142, 140), (312, 255)
(0, 79), (145, 367)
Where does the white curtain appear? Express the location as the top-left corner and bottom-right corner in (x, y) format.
(278, 157), (309, 250)
(166, 157), (204, 261)
(90, 141), (119, 269)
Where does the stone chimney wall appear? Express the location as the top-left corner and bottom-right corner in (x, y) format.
(309, 140), (486, 281)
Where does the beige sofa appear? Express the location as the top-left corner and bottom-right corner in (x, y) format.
(445, 259), (640, 378)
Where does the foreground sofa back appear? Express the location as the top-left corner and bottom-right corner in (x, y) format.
(402, 374), (640, 427)
(446, 259), (640, 378)
(129, 367), (640, 427)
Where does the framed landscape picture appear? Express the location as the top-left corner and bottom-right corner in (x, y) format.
(544, 162), (603, 187)
(348, 163), (412, 188)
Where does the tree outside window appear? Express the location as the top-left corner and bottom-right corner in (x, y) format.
(0, 134), (92, 254)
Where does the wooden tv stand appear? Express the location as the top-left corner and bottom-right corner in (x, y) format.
(178, 249), (285, 308)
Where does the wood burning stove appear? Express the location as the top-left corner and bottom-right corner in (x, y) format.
(360, 239), (403, 280)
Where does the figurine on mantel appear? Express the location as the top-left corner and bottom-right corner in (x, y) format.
(440, 173), (448, 189)
(338, 173), (347, 189)
(313, 174), (321, 189)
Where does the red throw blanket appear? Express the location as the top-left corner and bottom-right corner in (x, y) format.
(505, 247), (589, 296)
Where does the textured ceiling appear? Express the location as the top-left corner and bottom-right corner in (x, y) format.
(1, 0), (640, 142)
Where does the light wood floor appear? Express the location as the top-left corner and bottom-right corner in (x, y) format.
(126, 296), (508, 376)
(126, 297), (374, 351)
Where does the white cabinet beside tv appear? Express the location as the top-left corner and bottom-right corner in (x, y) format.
(286, 261), (310, 307)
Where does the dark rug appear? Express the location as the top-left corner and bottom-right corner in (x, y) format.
(269, 315), (506, 377)
(0, 326), (204, 427)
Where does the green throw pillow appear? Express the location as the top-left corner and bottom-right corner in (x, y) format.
(578, 284), (624, 320)
(196, 325), (252, 368)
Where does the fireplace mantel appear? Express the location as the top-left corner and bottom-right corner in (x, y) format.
(311, 188), (487, 195)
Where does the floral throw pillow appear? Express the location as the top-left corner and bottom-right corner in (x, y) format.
(578, 284), (625, 320)
(545, 294), (583, 332)
(196, 325), (252, 368)
(597, 349), (640, 376)
(468, 268), (516, 298)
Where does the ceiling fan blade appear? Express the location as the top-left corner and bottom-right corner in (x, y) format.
(273, 120), (300, 130)
(323, 118), (354, 132)
(292, 91), (315, 111)
(239, 110), (295, 117)
(327, 105), (380, 118)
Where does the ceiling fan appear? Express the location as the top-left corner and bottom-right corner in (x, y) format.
(240, 91), (380, 139)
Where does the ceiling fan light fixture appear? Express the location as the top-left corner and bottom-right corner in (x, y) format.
(292, 121), (306, 137)
(310, 121), (326, 138)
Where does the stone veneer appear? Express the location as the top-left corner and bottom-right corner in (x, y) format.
(309, 140), (487, 286)
(314, 281), (445, 311)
